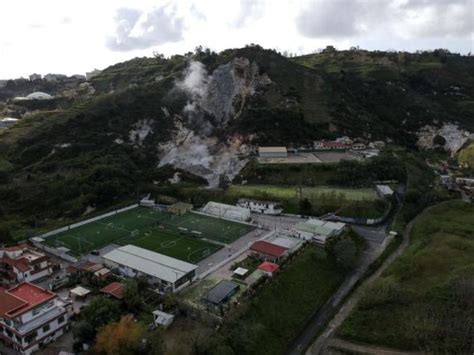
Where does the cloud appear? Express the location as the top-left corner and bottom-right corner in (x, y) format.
(106, 5), (184, 51)
(399, 0), (473, 38)
(233, 0), (265, 28)
(296, 0), (473, 39)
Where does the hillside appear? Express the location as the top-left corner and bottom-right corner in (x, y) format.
(0, 46), (473, 237)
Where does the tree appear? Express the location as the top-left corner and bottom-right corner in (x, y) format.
(299, 198), (312, 215)
(81, 296), (121, 330)
(326, 235), (359, 271)
(123, 279), (143, 313)
(94, 315), (145, 355)
(144, 329), (166, 355)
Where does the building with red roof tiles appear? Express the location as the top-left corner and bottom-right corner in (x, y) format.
(0, 245), (53, 285)
(258, 261), (280, 276)
(100, 282), (124, 300)
(0, 282), (69, 355)
(250, 241), (288, 262)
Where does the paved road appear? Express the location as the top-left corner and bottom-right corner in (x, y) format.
(326, 338), (423, 355)
(305, 201), (451, 354)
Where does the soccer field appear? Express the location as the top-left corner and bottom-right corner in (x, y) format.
(43, 207), (253, 261)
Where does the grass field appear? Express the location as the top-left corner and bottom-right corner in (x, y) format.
(44, 207), (253, 262)
(227, 185), (377, 201)
(339, 200), (474, 352)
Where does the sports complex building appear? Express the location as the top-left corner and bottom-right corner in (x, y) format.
(103, 245), (197, 293)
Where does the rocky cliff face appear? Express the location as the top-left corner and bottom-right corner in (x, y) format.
(158, 58), (271, 187)
(417, 123), (474, 156)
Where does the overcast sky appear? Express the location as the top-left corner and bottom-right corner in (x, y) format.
(0, 0), (472, 79)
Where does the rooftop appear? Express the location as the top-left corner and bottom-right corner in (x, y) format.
(203, 280), (239, 305)
(258, 146), (287, 153)
(294, 219), (345, 236)
(100, 282), (124, 300)
(258, 261), (280, 273)
(103, 245), (197, 283)
(0, 283), (56, 318)
(250, 241), (288, 257)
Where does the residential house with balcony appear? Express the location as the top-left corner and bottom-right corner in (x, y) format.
(0, 282), (69, 354)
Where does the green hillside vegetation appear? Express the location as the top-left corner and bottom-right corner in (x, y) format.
(339, 200), (474, 353)
(0, 46), (473, 240)
(457, 140), (474, 170)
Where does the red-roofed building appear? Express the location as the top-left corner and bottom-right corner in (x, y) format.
(0, 245), (53, 285)
(0, 283), (69, 355)
(100, 282), (124, 300)
(258, 261), (280, 277)
(250, 241), (288, 262)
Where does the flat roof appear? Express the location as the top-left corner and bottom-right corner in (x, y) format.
(233, 267), (249, 276)
(294, 219), (345, 236)
(0, 282), (56, 318)
(103, 245), (197, 284)
(259, 261), (279, 273)
(258, 146), (287, 153)
(376, 185), (394, 195)
(70, 286), (91, 297)
(203, 280), (239, 305)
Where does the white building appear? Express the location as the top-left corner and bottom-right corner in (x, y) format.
(0, 245), (53, 285)
(44, 74), (67, 82)
(202, 201), (251, 222)
(152, 310), (174, 327)
(0, 117), (19, 129)
(103, 245), (197, 294)
(376, 185), (394, 198)
(291, 219), (346, 244)
(258, 146), (288, 158)
(237, 199), (282, 215)
(0, 282), (70, 355)
(29, 74), (42, 81)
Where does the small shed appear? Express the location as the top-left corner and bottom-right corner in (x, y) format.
(203, 280), (240, 306)
(70, 286), (91, 299)
(168, 202), (193, 215)
(100, 282), (124, 300)
(258, 261), (280, 277)
(376, 185), (394, 198)
(152, 310), (175, 327)
(233, 267), (249, 278)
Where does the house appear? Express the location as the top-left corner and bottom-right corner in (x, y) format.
(249, 241), (288, 262)
(372, 141), (386, 149)
(376, 185), (394, 198)
(100, 282), (124, 300)
(102, 245), (197, 294)
(202, 201), (250, 222)
(0, 117), (19, 129)
(258, 261), (279, 277)
(313, 140), (348, 151)
(237, 199), (283, 215)
(291, 219), (346, 244)
(351, 143), (366, 150)
(0, 245), (53, 285)
(66, 260), (111, 280)
(44, 74), (67, 82)
(202, 280), (240, 307)
(0, 282), (69, 355)
(258, 146), (288, 158)
(168, 202), (193, 215)
(29, 73), (42, 81)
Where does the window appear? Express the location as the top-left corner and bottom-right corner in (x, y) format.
(42, 324), (50, 333)
(57, 316), (65, 324)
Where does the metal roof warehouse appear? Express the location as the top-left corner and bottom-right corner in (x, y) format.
(102, 245), (197, 293)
